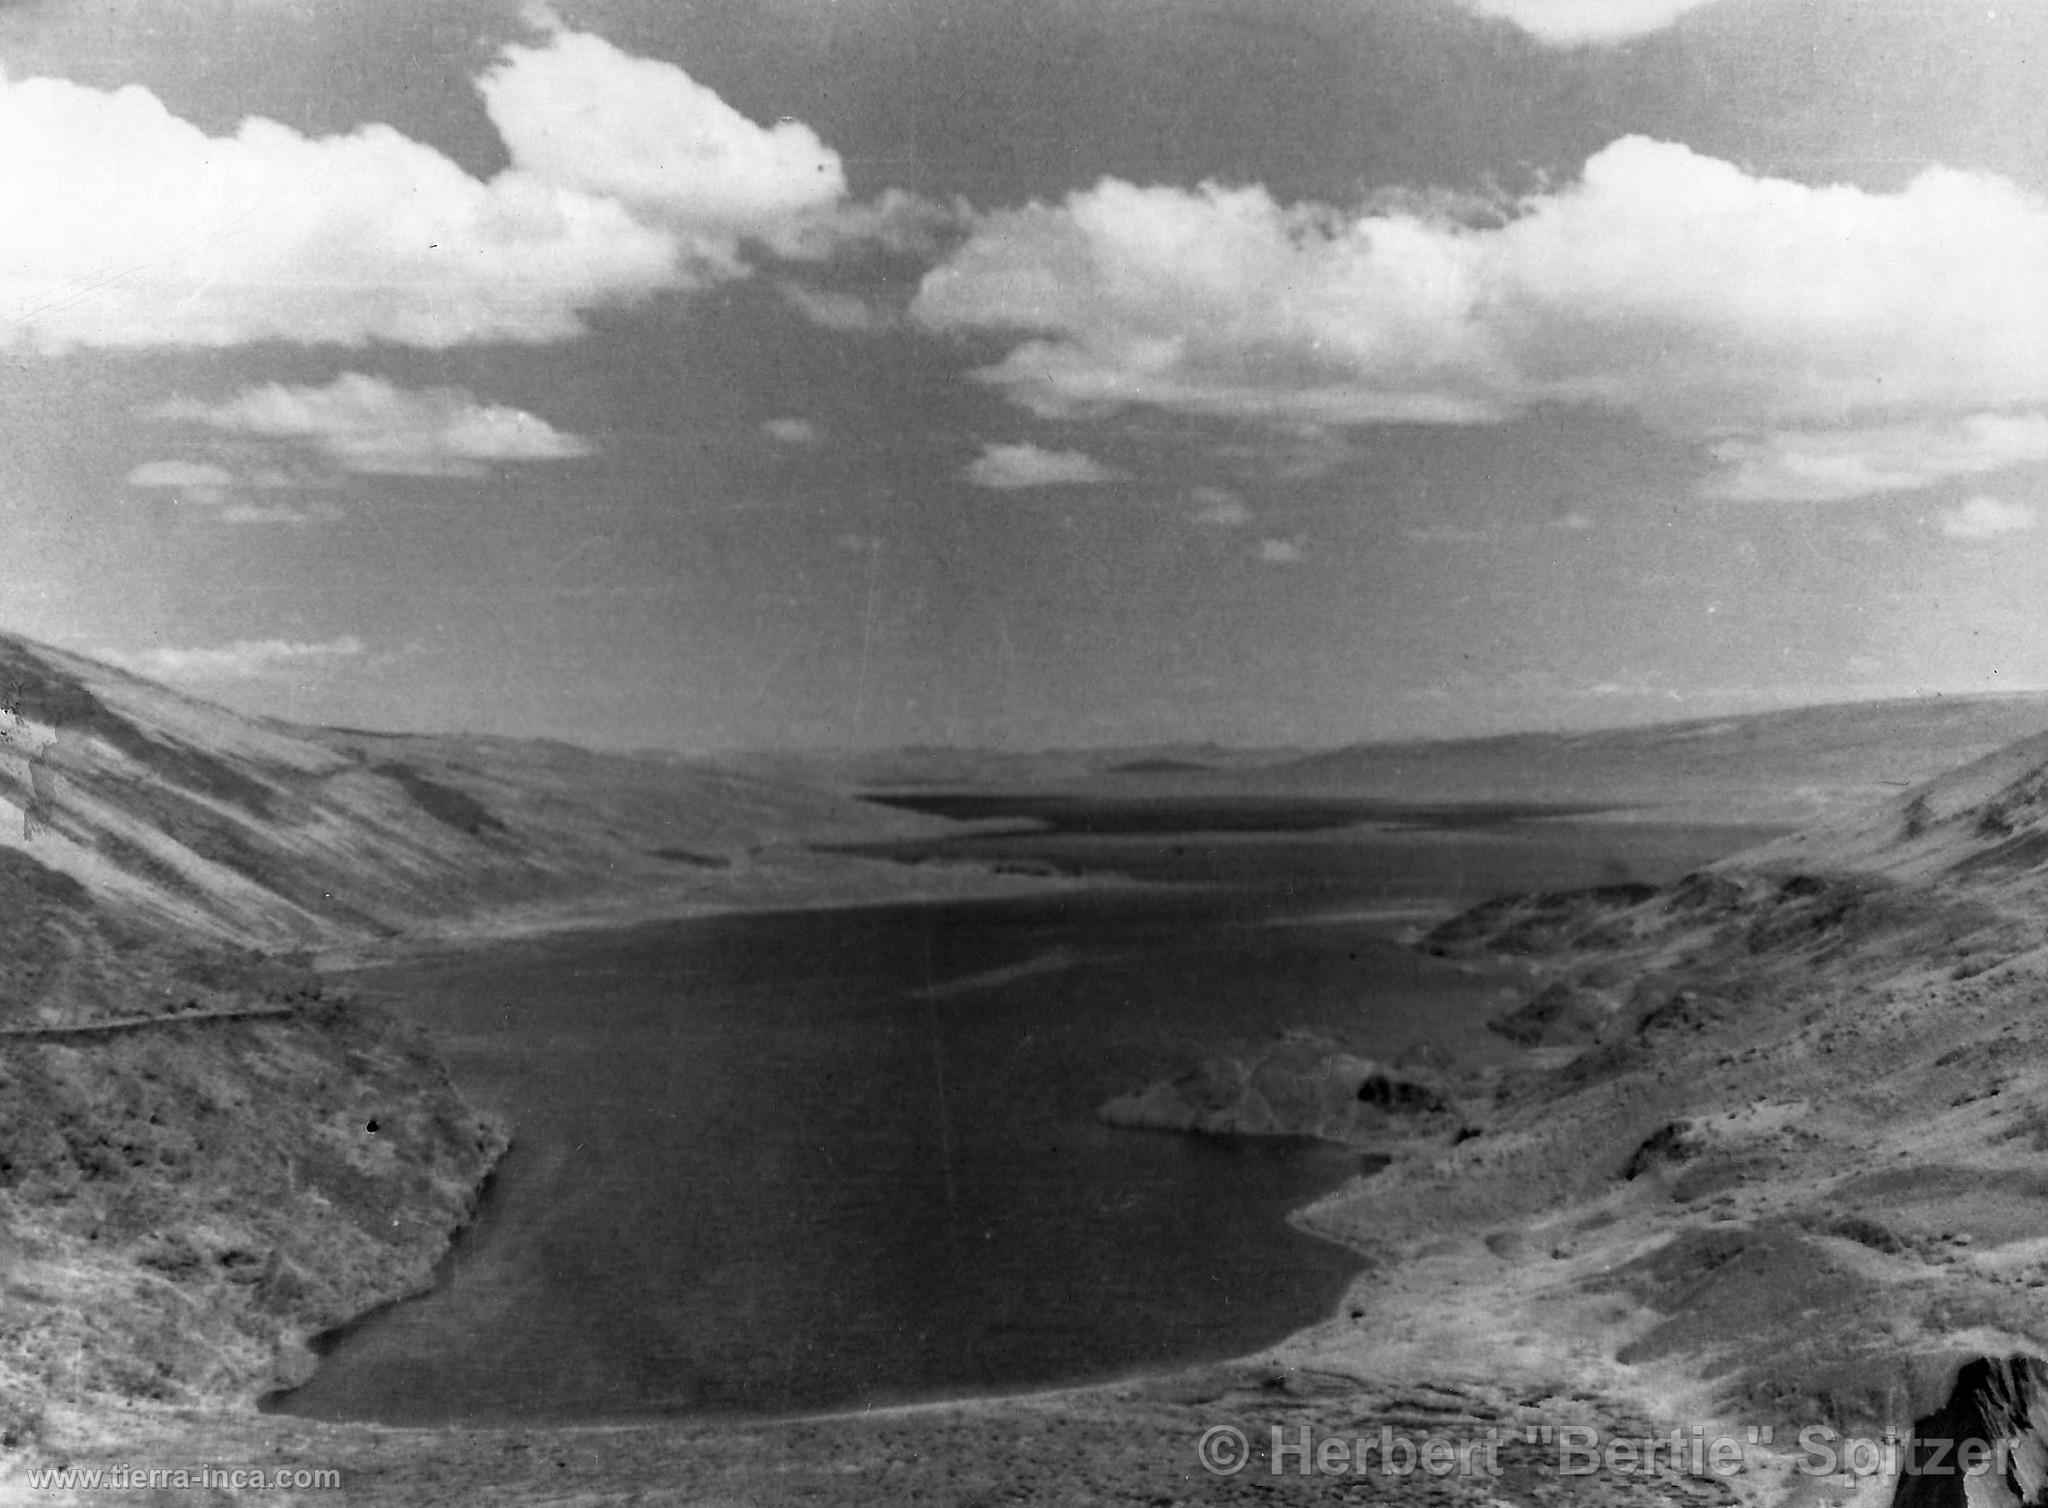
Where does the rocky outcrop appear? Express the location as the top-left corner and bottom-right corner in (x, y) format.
(1895, 1355), (2048, 1506)
(1100, 1032), (1462, 1147)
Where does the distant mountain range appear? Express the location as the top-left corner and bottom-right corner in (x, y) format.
(756, 693), (2048, 828)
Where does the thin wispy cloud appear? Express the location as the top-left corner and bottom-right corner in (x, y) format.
(779, 284), (893, 333)
(763, 417), (821, 446)
(1191, 491), (1253, 527)
(964, 442), (1114, 490)
(1258, 537), (1306, 565)
(103, 635), (365, 681)
(215, 502), (333, 526)
(1706, 415), (2048, 504)
(1938, 495), (2036, 541)
(149, 374), (593, 477)
(1455, 0), (1726, 45)
(123, 458), (328, 523)
(125, 460), (233, 505)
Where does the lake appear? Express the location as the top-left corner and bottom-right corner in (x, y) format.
(269, 796), (1776, 1425)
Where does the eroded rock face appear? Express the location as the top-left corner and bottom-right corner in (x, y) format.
(1098, 1032), (1460, 1147)
(1894, 1355), (2048, 1507)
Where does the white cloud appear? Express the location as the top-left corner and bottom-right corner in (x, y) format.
(963, 442), (1114, 490)
(1938, 495), (2037, 541)
(104, 635), (364, 681)
(0, 22), (910, 351)
(125, 459), (233, 504)
(1455, 0), (1726, 45)
(122, 457), (330, 522)
(149, 373), (593, 477)
(763, 417), (820, 446)
(916, 175), (1505, 427)
(915, 138), (2048, 501)
(0, 68), (677, 350)
(479, 25), (842, 277)
(1549, 510), (1595, 531)
(1258, 537), (1305, 565)
(1704, 415), (2048, 502)
(215, 501), (333, 526)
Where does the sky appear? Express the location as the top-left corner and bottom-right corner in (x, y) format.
(4, 0), (2048, 752)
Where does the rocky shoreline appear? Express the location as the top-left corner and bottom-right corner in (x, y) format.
(0, 854), (511, 1470)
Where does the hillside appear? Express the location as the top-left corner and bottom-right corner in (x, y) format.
(1253, 719), (2048, 1499)
(0, 630), (991, 1478)
(0, 839), (508, 1454)
(0, 633), (959, 953)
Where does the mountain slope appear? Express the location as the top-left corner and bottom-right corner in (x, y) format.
(1741, 725), (2048, 894)
(0, 634), (946, 951)
(1276, 726), (2048, 1489)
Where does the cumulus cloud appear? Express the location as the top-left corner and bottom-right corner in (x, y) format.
(0, 69), (675, 350)
(963, 442), (1115, 490)
(1938, 495), (2037, 541)
(479, 25), (953, 270)
(916, 175), (1505, 427)
(479, 25), (841, 277)
(0, 22), (914, 351)
(762, 416), (820, 446)
(1455, 0), (1726, 45)
(149, 373), (593, 477)
(914, 137), (2048, 501)
(104, 635), (365, 681)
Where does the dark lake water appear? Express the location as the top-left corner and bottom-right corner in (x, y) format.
(270, 797), (1777, 1426)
